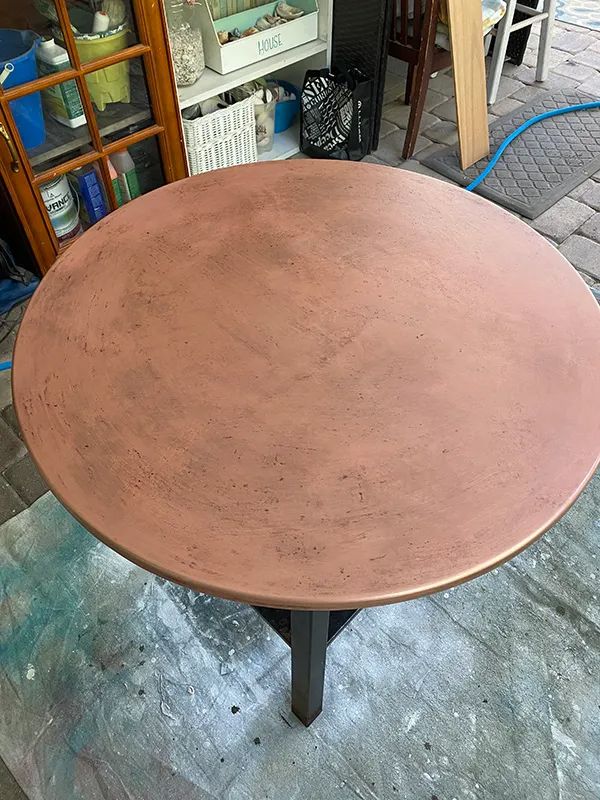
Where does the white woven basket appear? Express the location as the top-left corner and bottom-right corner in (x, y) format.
(183, 95), (258, 175)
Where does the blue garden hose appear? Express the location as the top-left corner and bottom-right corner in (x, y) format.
(0, 361), (12, 371)
(465, 100), (600, 192)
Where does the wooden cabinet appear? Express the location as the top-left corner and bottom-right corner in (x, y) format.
(0, 0), (186, 274)
(0, 0), (389, 275)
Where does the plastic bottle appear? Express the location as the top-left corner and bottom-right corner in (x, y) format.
(36, 38), (86, 128)
(110, 149), (141, 202)
(107, 159), (124, 207)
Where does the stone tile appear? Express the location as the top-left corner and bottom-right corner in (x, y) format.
(424, 89), (449, 111)
(422, 119), (458, 145)
(509, 65), (537, 84)
(362, 154), (386, 165)
(576, 181), (600, 211)
(0, 476), (26, 524)
(386, 56), (409, 77)
(511, 84), (548, 103)
(1, 404), (21, 439)
(382, 102), (438, 131)
(578, 212), (600, 244)
(372, 128), (431, 166)
(379, 118), (399, 139)
(399, 160), (453, 183)
(490, 97), (524, 117)
(577, 269), (598, 287)
(411, 141), (447, 162)
(0, 374), (13, 421)
(552, 29), (598, 54)
(0, 417), (27, 472)
(432, 97), (457, 122)
(573, 47), (600, 70)
(529, 197), (594, 243)
(493, 76), (523, 101)
(577, 72), (600, 97)
(550, 59), (597, 83)
(559, 234), (600, 280)
(568, 178), (597, 201)
(3, 454), (48, 505)
(428, 70), (455, 95)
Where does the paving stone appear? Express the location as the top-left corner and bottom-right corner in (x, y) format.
(422, 119), (458, 145)
(576, 181), (600, 211)
(559, 234), (600, 280)
(0, 417), (27, 473)
(424, 88), (449, 111)
(492, 76), (523, 101)
(568, 178), (597, 200)
(379, 118), (399, 139)
(511, 84), (549, 103)
(373, 128), (429, 166)
(399, 160), (453, 183)
(552, 28), (598, 54)
(529, 197), (594, 243)
(550, 59), (597, 83)
(0, 476), (26, 524)
(386, 56), (408, 77)
(428, 70), (455, 95)
(382, 102), (438, 131)
(509, 65), (538, 84)
(522, 47), (568, 70)
(572, 47), (600, 71)
(578, 212), (600, 244)
(577, 72), (600, 97)
(490, 97), (524, 117)
(362, 154), (386, 165)
(3, 454), (48, 505)
(577, 269), (598, 287)
(1, 404), (21, 439)
(432, 97), (458, 122)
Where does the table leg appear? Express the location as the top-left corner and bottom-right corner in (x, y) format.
(290, 610), (330, 726)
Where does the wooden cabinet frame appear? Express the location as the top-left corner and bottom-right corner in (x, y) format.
(0, 0), (186, 273)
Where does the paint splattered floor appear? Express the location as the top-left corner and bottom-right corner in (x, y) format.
(0, 476), (599, 799)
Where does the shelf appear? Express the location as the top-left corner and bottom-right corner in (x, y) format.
(258, 121), (300, 162)
(27, 73), (152, 173)
(178, 39), (327, 108)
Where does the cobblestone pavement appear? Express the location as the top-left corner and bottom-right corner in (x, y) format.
(375, 20), (600, 296)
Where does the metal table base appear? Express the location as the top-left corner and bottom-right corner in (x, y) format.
(252, 607), (361, 725)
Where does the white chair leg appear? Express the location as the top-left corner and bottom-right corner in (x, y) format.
(487, 0), (518, 106)
(536, 0), (557, 82)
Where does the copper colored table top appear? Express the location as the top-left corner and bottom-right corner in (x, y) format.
(13, 161), (600, 610)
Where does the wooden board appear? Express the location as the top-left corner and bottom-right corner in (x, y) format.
(446, 0), (490, 169)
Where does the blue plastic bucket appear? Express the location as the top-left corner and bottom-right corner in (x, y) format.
(0, 30), (46, 150)
(273, 81), (300, 134)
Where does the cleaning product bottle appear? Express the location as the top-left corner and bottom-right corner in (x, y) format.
(110, 149), (141, 202)
(36, 38), (86, 128)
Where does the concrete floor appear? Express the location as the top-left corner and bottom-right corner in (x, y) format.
(1, 18), (600, 800)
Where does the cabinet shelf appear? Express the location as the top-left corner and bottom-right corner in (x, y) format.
(258, 121), (301, 162)
(177, 39), (327, 108)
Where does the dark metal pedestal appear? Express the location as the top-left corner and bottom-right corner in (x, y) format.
(252, 606), (362, 726)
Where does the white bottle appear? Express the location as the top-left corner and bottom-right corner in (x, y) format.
(36, 39), (86, 128)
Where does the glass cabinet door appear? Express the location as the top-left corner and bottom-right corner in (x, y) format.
(0, 0), (185, 273)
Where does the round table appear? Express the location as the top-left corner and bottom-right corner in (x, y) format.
(14, 161), (600, 725)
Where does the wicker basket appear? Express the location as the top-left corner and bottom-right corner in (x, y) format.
(183, 95), (258, 175)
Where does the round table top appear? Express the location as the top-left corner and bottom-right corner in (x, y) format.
(14, 161), (600, 610)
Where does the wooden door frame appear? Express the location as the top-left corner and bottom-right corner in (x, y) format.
(0, 0), (186, 274)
